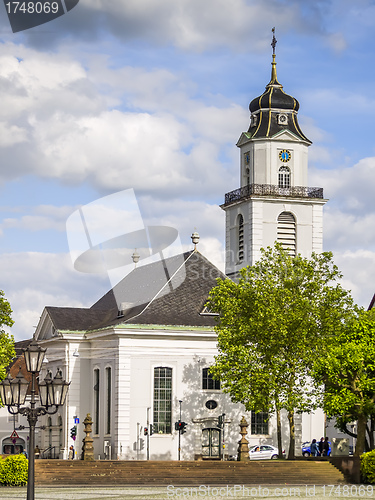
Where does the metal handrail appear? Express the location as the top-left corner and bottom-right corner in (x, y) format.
(40, 445), (57, 459)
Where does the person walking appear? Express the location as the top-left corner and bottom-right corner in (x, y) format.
(323, 437), (330, 456)
(311, 439), (319, 457)
(68, 445), (74, 460)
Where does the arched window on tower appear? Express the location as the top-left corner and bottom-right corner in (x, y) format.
(237, 214), (244, 262)
(278, 166), (290, 188)
(277, 212), (296, 256)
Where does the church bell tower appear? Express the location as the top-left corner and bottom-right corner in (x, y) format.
(222, 31), (327, 278)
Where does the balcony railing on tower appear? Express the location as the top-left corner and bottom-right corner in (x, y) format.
(222, 184), (324, 206)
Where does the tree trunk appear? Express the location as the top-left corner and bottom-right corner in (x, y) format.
(287, 410), (295, 459)
(370, 415), (375, 450)
(276, 407), (283, 459)
(355, 413), (367, 456)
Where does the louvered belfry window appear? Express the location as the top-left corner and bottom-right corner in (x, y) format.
(238, 214), (244, 262)
(277, 212), (296, 256)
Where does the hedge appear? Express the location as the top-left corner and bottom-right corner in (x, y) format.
(361, 450), (375, 483)
(0, 454), (28, 486)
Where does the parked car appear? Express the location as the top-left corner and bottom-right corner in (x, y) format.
(249, 445), (283, 460)
(302, 441), (331, 457)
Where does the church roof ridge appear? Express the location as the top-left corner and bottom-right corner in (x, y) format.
(41, 249), (226, 333)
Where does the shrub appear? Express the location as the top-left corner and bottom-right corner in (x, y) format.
(0, 454), (28, 486)
(361, 450), (375, 483)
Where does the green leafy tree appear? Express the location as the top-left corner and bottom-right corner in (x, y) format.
(313, 311), (375, 456)
(0, 290), (16, 382)
(207, 244), (355, 459)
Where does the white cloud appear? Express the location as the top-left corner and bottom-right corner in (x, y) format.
(316, 157), (375, 214)
(0, 205), (74, 234)
(1, 252), (110, 342)
(0, 46), (241, 198)
(0, 47), (100, 122)
(0, 122), (28, 147)
(327, 32), (347, 53)
(55, 0), (305, 52)
(324, 209), (375, 250)
(139, 197), (224, 241)
(334, 249), (375, 309)
(19, 0), (350, 56)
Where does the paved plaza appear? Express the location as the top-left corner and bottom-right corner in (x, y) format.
(0, 484), (371, 500)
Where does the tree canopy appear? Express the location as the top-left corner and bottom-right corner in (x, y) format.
(313, 311), (375, 456)
(207, 244), (356, 458)
(0, 290), (16, 381)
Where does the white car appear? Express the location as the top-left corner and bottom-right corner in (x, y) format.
(249, 444), (281, 460)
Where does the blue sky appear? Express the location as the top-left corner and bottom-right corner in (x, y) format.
(1, 0), (375, 341)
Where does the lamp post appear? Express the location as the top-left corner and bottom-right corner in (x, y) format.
(0, 341), (70, 500)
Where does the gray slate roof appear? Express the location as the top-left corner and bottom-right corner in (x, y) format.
(46, 251), (226, 332)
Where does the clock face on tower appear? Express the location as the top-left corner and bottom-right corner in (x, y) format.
(279, 149), (291, 162)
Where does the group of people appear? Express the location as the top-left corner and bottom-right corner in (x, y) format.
(310, 437), (330, 457)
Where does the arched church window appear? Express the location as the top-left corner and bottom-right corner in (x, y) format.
(153, 367), (172, 434)
(278, 166), (290, 188)
(238, 214), (244, 262)
(277, 212), (296, 257)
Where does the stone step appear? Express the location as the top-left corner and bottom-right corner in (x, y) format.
(35, 460), (346, 486)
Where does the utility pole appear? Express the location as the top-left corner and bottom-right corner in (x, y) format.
(218, 413), (226, 460)
(222, 413), (226, 460)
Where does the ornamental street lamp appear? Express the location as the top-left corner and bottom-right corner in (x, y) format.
(0, 341), (70, 500)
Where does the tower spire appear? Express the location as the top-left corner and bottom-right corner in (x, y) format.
(269, 27), (280, 86)
(271, 27), (277, 55)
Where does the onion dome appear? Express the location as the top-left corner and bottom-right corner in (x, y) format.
(247, 33), (310, 144)
(249, 56), (299, 113)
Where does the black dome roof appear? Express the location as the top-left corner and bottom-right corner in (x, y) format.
(249, 58), (299, 113)
(245, 54), (311, 144)
(250, 86), (299, 113)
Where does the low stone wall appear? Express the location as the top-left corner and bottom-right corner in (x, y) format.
(330, 456), (361, 484)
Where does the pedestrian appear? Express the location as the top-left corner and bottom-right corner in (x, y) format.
(69, 445), (74, 460)
(311, 439), (319, 457)
(318, 437), (324, 456)
(323, 436), (330, 456)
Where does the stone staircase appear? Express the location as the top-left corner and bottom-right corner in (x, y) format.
(35, 460), (346, 486)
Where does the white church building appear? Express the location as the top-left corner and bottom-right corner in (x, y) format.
(2, 47), (328, 461)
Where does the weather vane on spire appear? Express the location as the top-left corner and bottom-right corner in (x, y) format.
(271, 27), (277, 55)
